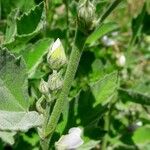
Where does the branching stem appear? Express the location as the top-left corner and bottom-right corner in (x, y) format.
(45, 27), (87, 140)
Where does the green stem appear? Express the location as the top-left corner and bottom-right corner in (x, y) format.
(64, 0), (69, 52)
(100, 0), (121, 23)
(101, 112), (110, 150)
(40, 137), (50, 150)
(45, 27), (87, 139)
(40, 96), (51, 150)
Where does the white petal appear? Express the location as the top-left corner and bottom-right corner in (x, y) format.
(117, 54), (126, 67)
(102, 35), (116, 46)
(68, 127), (82, 135)
(55, 127), (84, 150)
(51, 38), (61, 52)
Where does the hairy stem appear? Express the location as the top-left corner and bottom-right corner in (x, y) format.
(45, 27), (87, 140)
(40, 96), (51, 150)
(64, 0), (69, 52)
(101, 111), (110, 150)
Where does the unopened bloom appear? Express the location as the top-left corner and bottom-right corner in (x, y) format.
(78, 0), (96, 32)
(55, 127), (84, 150)
(48, 70), (63, 91)
(39, 79), (49, 94)
(116, 53), (126, 67)
(47, 38), (67, 70)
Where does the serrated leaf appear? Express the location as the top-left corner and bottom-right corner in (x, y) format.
(0, 49), (29, 111)
(0, 131), (16, 145)
(4, 9), (19, 43)
(119, 88), (150, 105)
(4, 2), (45, 52)
(90, 72), (118, 106)
(0, 49), (43, 132)
(86, 22), (118, 45)
(20, 38), (52, 77)
(16, 2), (44, 36)
(0, 111), (43, 131)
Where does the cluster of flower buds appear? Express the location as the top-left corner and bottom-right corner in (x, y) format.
(78, 0), (96, 33)
(37, 39), (66, 113)
(39, 39), (66, 94)
(55, 127), (83, 150)
(46, 38), (66, 91)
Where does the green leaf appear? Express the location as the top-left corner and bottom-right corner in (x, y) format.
(0, 131), (16, 145)
(90, 72), (118, 106)
(16, 2), (44, 35)
(78, 140), (100, 150)
(0, 111), (42, 131)
(132, 125), (150, 145)
(20, 38), (52, 77)
(4, 9), (19, 43)
(0, 49), (29, 111)
(86, 22), (118, 44)
(0, 49), (43, 132)
(4, 2), (45, 52)
(119, 88), (150, 105)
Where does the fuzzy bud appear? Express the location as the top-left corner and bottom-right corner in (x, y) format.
(48, 70), (63, 91)
(47, 38), (67, 70)
(39, 79), (49, 94)
(78, 0), (96, 33)
(116, 53), (126, 67)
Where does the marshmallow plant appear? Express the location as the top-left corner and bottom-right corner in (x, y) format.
(0, 0), (124, 150)
(37, 1), (122, 150)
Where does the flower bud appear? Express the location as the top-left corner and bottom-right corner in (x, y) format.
(48, 70), (63, 91)
(39, 79), (49, 94)
(55, 127), (83, 150)
(116, 53), (126, 67)
(78, 0), (96, 33)
(47, 38), (67, 70)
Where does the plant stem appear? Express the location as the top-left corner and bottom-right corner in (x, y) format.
(97, 0), (121, 24)
(40, 137), (50, 150)
(45, 27), (87, 139)
(101, 112), (110, 150)
(64, 0), (70, 52)
(40, 96), (51, 150)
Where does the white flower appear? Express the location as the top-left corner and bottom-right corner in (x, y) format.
(136, 121), (143, 127)
(101, 35), (116, 46)
(116, 53), (126, 67)
(47, 38), (67, 70)
(55, 127), (84, 150)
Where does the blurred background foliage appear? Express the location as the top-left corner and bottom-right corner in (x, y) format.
(0, 0), (150, 149)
